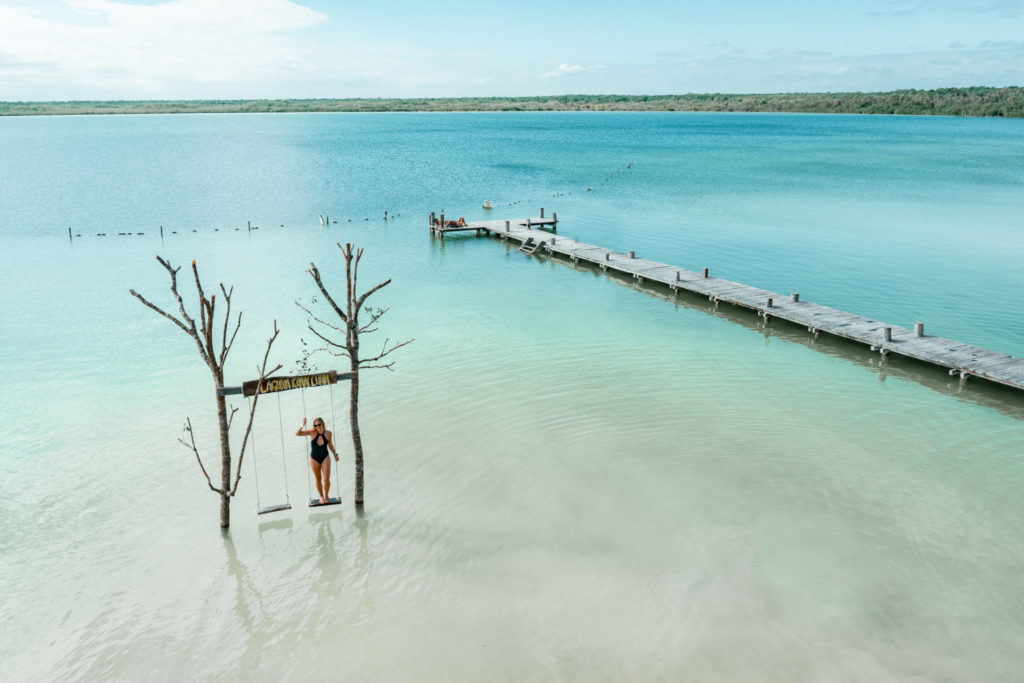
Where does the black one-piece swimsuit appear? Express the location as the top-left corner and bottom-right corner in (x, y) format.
(310, 433), (329, 464)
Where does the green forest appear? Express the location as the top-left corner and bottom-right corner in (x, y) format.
(2, 87), (1022, 117)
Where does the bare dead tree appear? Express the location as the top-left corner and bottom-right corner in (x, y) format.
(298, 243), (412, 507)
(131, 256), (281, 528)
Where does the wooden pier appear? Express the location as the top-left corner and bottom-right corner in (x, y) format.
(430, 211), (1024, 392)
(428, 210), (558, 238)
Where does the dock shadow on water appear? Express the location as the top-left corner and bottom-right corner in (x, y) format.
(501, 235), (1024, 422)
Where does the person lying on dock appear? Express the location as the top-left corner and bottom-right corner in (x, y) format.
(444, 217), (467, 228)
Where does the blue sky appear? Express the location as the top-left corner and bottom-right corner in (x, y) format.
(0, 0), (1021, 100)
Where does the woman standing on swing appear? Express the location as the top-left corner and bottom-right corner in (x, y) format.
(295, 417), (339, 504)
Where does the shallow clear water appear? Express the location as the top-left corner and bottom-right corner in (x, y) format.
(1, 112), (1023, 680)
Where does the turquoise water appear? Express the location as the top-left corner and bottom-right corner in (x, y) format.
(2, 112), (1023, 680)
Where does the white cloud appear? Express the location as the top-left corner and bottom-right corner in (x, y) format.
(541, 63), (605, 79)
(0, 0), (328, 96)
(542, 63), (583, 78)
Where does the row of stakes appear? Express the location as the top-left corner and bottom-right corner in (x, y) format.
(66, 212), (400, 240)
(63, 159), (635, 240)
(66, 160), (635, 240)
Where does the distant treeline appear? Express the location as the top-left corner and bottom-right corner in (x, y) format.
(3, 87), (1023, 117)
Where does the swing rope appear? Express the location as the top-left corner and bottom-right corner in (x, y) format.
(328, 381), (340, 498)
(249, 393), (292, 515)
(249, 396), (262, 513)
(301, 386), (313, 503)
(276, 392), (291, 505)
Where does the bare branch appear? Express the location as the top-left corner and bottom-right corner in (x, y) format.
(308, 263), (348, 323)
(296, 300), (345, 334)
(191, 259), (207, 306)
(306, 321), (349, 351)
(157, 256), (199, 339)
(306, 346), (349, 359)
(134, 256), (209, 367)
(222, 312), (242, 367)
(355, 278), (392, 312)
(357, 306), (389, 334)
(129, 289), (191, 335)
(360, 361), (398, 370)
(219, 284), (241, 367)
(359, 337), (414, 366)
(179, 417), (224, 494)
(226, 405), (239, 431)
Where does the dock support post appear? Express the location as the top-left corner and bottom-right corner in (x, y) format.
(247, 220), (251, 232)
(629, 250), (635, 258)
(914, 322), (925, 337)
(527, 218), (532, 229)
(540, 208), (544, 218)
(791, 293), (799, 302)
(766, 297), (773, 308)
(552, 211), (557, 225)
(883, 327), (892, 342)
(505, 220), (510, 232)
(604, 253), (609, 261)
(675, 271), (680, 281)
(702, 268), (709, 278)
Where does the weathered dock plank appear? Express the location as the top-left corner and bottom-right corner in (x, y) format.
(429, 212), (1024, 391)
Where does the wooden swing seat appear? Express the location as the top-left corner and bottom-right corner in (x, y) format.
(308, 497), (342, 507)
(257, 502), (292, 515)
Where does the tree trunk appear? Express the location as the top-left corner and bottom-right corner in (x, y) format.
(349, 361), (364, 507)
(216, 384), (231, 528)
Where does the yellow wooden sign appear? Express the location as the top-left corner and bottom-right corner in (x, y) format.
(242, 370), (338, 397)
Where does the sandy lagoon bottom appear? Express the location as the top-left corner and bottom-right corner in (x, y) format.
(4, 250), (1023, 681)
